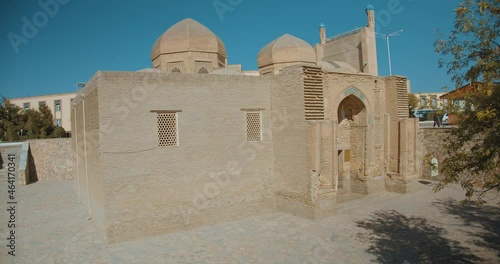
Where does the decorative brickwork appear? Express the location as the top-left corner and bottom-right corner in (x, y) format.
(303, 66), (324, 120)
(198, 67), (209, 74)
(396, 76), (409, 118)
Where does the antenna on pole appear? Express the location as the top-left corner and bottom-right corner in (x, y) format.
(376, 29), (403, 76)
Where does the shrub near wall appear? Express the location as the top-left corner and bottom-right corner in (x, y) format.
(27, 138), (73, 181)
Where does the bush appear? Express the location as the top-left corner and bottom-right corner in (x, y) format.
(52, 126), (67, 138)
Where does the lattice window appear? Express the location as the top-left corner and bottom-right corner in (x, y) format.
(198, 67), (209, 74)
(171, 67), (181, 73)
(157, 112), (178, 146)
(246, 112), (262, 141)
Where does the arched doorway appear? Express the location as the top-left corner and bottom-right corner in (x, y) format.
(336, 95), (367, 194)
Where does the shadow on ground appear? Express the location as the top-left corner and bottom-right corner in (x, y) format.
(28, 148), (38, 183)
(356, 210), (481, 263)
(432, 198), (500, 258)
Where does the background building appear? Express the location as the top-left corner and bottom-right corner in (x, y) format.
(414, 92), (446, 109)
(10, 92), (76, 133)
(439, 82), (486, 124)
(440, 82), (484, 108)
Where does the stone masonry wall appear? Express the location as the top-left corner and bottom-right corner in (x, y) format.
(418, 128), (452, 180)
(95, 71), (275, 242)
(27, 138), (73, 181)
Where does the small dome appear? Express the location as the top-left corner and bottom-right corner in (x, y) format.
(366, 4), (375, 11)
(151, 18), (226, 61)
(257, 34), (316, 68)
(319, 23), (326, 28)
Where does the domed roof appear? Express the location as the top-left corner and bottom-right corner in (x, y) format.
(366, 4), (375, 11)
(257, 34), (316, 68)
(151, 18), (226, 61)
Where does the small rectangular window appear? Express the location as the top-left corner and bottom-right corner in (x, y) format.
(39, 101), (46, 107)
(23, 102), (30, 110)
(55, 100), (61, 112)
(55, 118), (61, 127)
(156, 112), (179, 147)
(246, 111), (262, 141)
(420, 96), (426, 107)
(431, 96), (437, 107)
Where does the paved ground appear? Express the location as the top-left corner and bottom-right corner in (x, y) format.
(1, 180), (499, 264)
(418, 121), (455, 128)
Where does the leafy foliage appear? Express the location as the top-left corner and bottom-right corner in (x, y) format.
(434, 0), (500, 204)
(38, 104), (55, 138)
(52, 126), (67, 138)
(0, 97), (23, 141)
(408, 93), (419, 109)
(435, 0), (500, 88)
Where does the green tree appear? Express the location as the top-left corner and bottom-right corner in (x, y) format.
(0, 97), (23, 142)
(24, 109), (43, 139)
(38, 104), (55, 138)
(434, 0), (500, 204)
(408, 93), (419, 109)
(52, 126), (67, 138)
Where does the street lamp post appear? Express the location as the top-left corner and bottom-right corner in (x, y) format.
(376, 30), (403, 76)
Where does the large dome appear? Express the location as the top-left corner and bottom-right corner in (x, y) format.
(151, 18), (226, 61)
(257, 34), (316, 68)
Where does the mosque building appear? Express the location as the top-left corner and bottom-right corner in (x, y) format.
(71, 5), (419, 242)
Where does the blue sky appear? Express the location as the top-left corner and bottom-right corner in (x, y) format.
(1, 0), (462, 99)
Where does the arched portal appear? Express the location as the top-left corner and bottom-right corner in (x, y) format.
(336, 94), (367, 194)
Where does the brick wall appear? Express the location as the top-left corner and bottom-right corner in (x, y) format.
(92, 71), (276, 242)
(27, 138), (73, 181)
(71, 80), (106, 236)
(418, 128), (452, 180)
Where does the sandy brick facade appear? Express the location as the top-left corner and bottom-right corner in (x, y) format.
(71, 6), (420, 243)
(71, 66), (418, 242)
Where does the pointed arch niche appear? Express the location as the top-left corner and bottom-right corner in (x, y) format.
(335, 89), (370, 194)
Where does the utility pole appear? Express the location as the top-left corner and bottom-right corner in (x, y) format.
(376, 30), (403, 76)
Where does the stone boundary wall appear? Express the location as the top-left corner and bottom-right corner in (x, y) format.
(0, 142), (30, 184)
(28, 138), (73, 181)
(418, 128), (453, 180)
